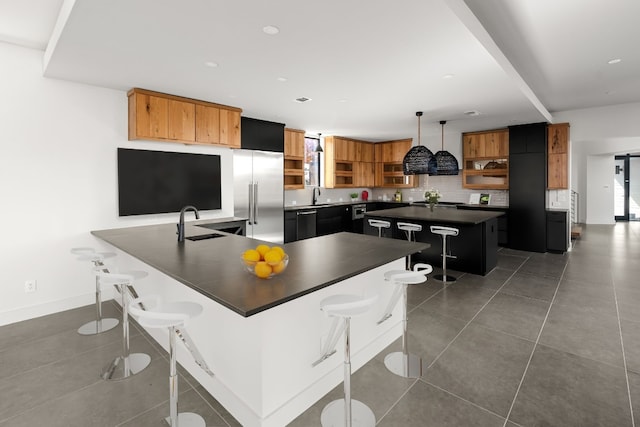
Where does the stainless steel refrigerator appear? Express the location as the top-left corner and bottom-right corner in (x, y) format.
(233, 150), (284, 243)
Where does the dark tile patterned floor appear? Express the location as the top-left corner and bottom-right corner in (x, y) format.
(1, 223), (639, 426)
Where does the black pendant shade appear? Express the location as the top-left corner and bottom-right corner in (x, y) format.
(428, 121), (459, 175)
(402, 112), (434, 175)
(314, 133), (323, 152)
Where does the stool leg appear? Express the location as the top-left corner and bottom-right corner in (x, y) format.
(434, 236), (457, 283)
(320, 317), (375, 427)
(383, 283), (423, 378)
(101, 283), (151, 380)
(77, 267), (119, 335)
(164, 326), (206, 427)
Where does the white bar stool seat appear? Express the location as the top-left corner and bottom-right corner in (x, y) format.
(317, 292), (378, 427)
(129, 295), (206, 427)
(71, 248), (119, 335)
(378, 263), (432, 378)
(397, 222), (423, 269)
(368, 219), (390, 238)
(98, 270), (151, 380)
(430, 225), (459, 283)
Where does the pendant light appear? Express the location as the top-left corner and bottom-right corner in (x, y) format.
(314, 133), (323, 152)
(402, 112), (434, 175)
(428, 120), (459, 175)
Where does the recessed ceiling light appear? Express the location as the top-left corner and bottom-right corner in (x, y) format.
(204, 61), (218, 68)
(295, 97), (312, 103)
(263, 25), (280, 35)
(277, 77), (288, 82)
(608, 58), (622, 65)
(464, 110), (480, 116)
(338, 99), (348, 103)
(442, 74), (455, 79)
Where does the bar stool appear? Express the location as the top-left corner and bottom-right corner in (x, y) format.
(315, 293), (379, 427)
(397, 222), (422, 269)
(368, 219), (390, 238)
(129, 295), (207, 427)
(71, 248), (119, 335)
(98, 271), (151, 380)
(430, 225), (459, 283)
(377, 263), (432, 378)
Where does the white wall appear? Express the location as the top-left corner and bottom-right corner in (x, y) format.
(0, 43), (236, 325)
(555, 103), (640, 224)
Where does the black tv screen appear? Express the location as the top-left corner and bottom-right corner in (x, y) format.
(117, 148), (222, 216)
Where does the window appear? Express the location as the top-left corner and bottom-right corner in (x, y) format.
(304, 136), (321, 187)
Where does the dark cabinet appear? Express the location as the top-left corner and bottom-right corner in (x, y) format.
(317, 205), (352, 236)
(284, 211), (297, 243)
(509, 123), (547, 252)
(240, 117), (285, 152)
(546, 210), (569, 253)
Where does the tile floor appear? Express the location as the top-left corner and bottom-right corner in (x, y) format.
(1, 223), (639, 426)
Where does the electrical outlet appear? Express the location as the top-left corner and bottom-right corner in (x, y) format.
(24, 280), (37, 293)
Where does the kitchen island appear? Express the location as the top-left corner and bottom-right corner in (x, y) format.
(364, 205), (505, 275)
(92, 219), (427, 427)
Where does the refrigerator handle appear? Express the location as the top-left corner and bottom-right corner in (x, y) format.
(247, 183), (253, 225)
(253, 182), (259, 224)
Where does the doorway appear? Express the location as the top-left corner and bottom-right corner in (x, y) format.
(615, 154), (640, 221)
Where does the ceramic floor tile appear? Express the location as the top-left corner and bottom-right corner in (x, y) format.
(539, 302), (624, 367)
(377, 380), (507, 427)
(419, 285), (497, 323)
(627, 370), (640, 425)
(563, 264), (613, 285)
(193, 385), (242, 427)
(500, 271), (559, 302)
(508, 344), (633, 427)
(449, 268), (513, 291)
(496, 254), (528, 271)
(406, 280), (445, 309)
(620, 318), (640, 374)
(474, 292), (550, 341)
(424, 323), (534, 416)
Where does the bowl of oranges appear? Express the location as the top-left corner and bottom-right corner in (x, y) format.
(242, 244), (289, 279)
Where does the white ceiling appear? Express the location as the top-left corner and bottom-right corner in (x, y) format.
(2, 0), (639, 142)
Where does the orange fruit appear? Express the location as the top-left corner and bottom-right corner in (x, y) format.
(254, 261), (272, 278)
(264, 249), (283, 264)
(255, 244), (271, 260)
(272, 260), (286, 274)
(242, 249), (261, 263)
(271, 246), (286, 257)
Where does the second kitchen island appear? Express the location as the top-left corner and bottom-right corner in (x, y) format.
(364, 205), (505, 275)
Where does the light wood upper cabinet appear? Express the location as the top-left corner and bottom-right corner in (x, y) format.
(284, 129), (305, 190)
(284, 128), (305, 158)
(354, 162), (375, 187)
(324, 136), (374, 188)
(373, 139), (416, 188)
(128, 88), (241, 148)
(547, 123), (570, 189)
(462, 129), (509, 190)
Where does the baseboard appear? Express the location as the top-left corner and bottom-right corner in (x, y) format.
(0, 293), (111, 326)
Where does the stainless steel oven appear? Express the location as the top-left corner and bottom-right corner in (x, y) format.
(352, 204), (367, 220)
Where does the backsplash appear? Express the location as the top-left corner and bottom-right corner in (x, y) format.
(284, 174), (509, 206)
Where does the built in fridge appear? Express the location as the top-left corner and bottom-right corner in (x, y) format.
(233, 150), (284, 243)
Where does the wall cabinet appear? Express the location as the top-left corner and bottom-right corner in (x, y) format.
(462, 129), (509, 189)
(374, 139), (416, 188)
(547, 123), (569, 189)
(324, 136), (374, 188)
(128, 88), (241, 148)
(284, 128), (305, 189)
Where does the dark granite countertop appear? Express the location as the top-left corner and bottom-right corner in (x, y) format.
(92, 220), (427, 317)
(365, 205), (505, 224)
(284, 200), (408, 211)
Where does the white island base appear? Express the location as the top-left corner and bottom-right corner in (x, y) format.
(111, 247), (405, 427)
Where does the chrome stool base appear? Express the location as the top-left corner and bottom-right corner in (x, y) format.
(384, 351), (423, 378)
(321, 398), (375, 427)
(77, 318), (119, 335)
(101, 353), (151, 380)
(433, 273), (457, 283)
(164, 412), (205, 427)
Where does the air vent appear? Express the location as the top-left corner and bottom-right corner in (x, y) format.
(464, 110), (480, 116)
(295, 97), (312, 103)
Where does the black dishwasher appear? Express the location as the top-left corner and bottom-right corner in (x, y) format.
(296, 210), (317, 240)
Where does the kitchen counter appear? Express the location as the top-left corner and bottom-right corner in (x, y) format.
(92, 221), (426, 317)
(365, 205), (504, 224)
(91, 219), (427, 426)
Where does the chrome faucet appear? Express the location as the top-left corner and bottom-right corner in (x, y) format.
(312, 187), (321, 205)
(177, 205), (200, 242)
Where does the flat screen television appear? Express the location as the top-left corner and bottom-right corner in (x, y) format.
(117, 148), (222, 216)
